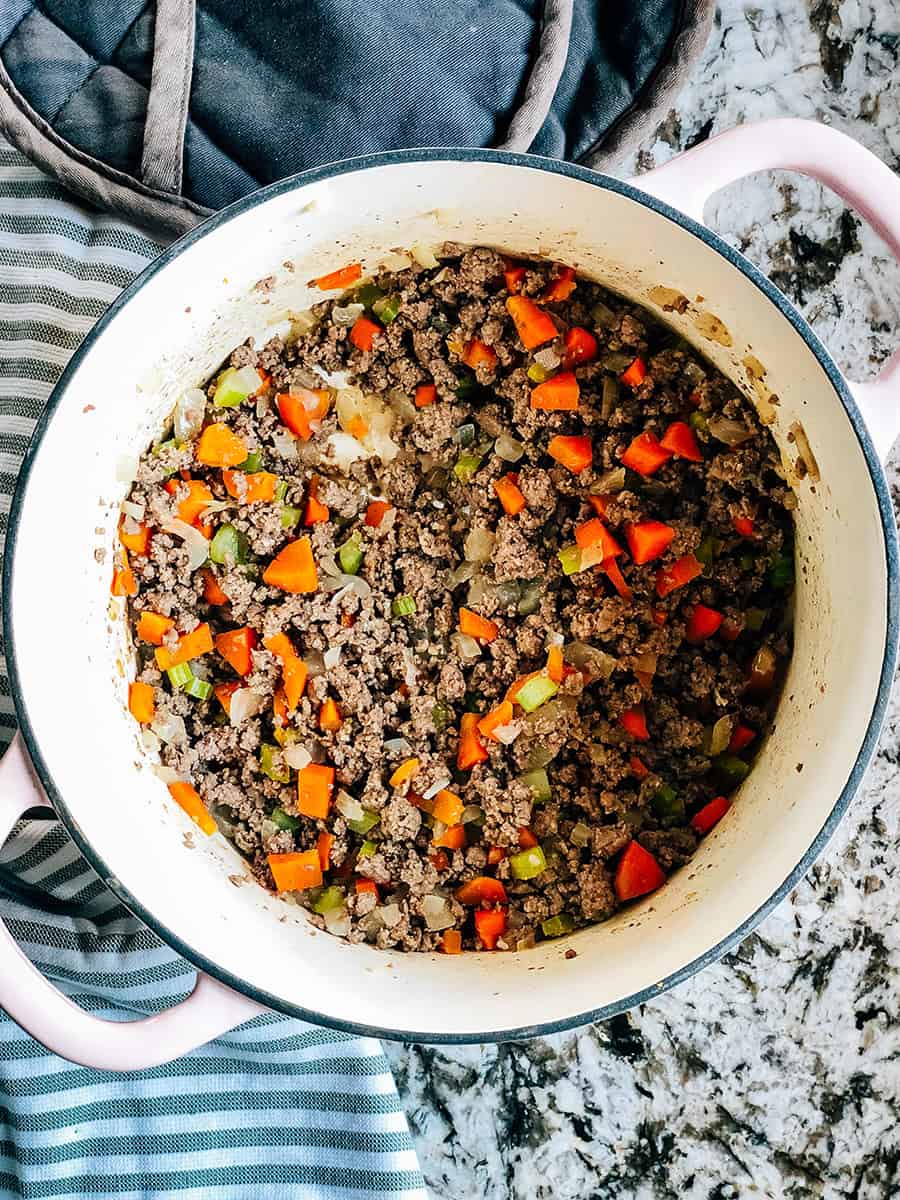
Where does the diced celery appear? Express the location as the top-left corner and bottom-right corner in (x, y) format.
(392, 594), (416, 618)
(270, 807), (301, 832)
(515, 676), (558, 713)
(651, 783), (684, 823)
(238, 449), (263, 473)
(688, 411), (708, 433)
(454, 423), (476, 447)
(281, 505), (302, 529)
(541, 913), (575, 938)
(432, 702), (451, 731)
(213, 365), (261, 408)
(338, 533), (364, 575)
(527, 362), (550, 383)
(184, 675), (213, 701)
(357, 839), (377, 859)
(312, 886), (346, 914)
(695, 535), (721, 566)
(769, 552), (794, 589)
(453, 453), (483, 484)
(274, 479), (289, 504)
(454, 374), (477, 399)
(520, 768), (551, 803)
(518, 580), (542, 616)
(210, 523), (248, 565)
(558, 544), (582, 576)
(259, 743), (290, 783)
(744, 607), (767, 631)
(509, 845), (547, 881)
(713, 753), (750, 785)
(166, 662), (194, 689)
(347, 810), (379, 835)
(570, 822), (592, 847)
(372, 294), (402, 324)
(355, 282), (385, 308)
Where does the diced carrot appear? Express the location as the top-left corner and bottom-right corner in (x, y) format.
(345, 415), (369, 440)
(625, 520), (675, 565)
(651, 608), (668, 626)
(588, 494), (610, 518)
(168, 782), (216, 836)
(621, 356), (647, 389)
(319, 697), (342, 731)
(165, 478), (214, 534)
(547, 435), (592, 474)
(415, 383), (436, 408)
(621, 431), (672, 476)
(477, 701), (514, 743)
(729, 724), (756, 753)
(264, 632), (308, 711)
(442, 929), (463, 954)
(458, 712), (488, 770)
(119, 519), (150, 556)
(432, 789), (464, 827)
(137, 610), (174, 645)
(350, 315), (382, 352)
(429, 850), (450, 872)
(486, 846), (507, 866)
(506, 295), (558, 350)
(474, 907), (507, 950)
(656, 553), (703, 597)
(201, 567), (229, 606)
(196, 423), (248, 468)
(531, 371), (580, 411)
(155, 622), (214, 670)
(268, 848), (323, 892)
(461, 338), (497, 371)
(603, 557), (633, 601)
(275, 389), (331, 441)
(546, 644), (564, 684)
(493, 474), (526, 515)
(128, 681), (155, 724)
(691, 796), (731, 835)
(272, 688), (288, 725)
(303, 475), (330, 525)
(317, 830), (334, 871)
(620, 705), (649, 741)
(365, 500), (393, 527)
(541, 265), (576, 303)
(214, 681), (239, 716)
(215, 626), (257, 676)
(630, 755), (649, 780)
(575, 517), (623, 559)
(297, 763), (334, 820)
(686, 604), (723, 643)
(504, 266), (526, 294)
(563, 326), (598, 367)
(222, 469), (278, 503)
(661, 420), (703, 462)
(263, 536), (318, 593)
(433, 824), (467, 850)
(455, 876), (508, 906)
(732, 515), (756, 538)
(614, 841), (665, 901)
(356, 878), (379, 896)
(459, 607), (499, 642)
(518, 827), (539, 849)
(110, 549), (137, 597)
(389, 758), (419, 789)
(313, 262), (362, 290)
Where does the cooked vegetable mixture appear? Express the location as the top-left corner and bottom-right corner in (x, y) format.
(121, 245), (794, 952)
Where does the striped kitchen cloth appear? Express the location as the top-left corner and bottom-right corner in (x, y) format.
(0, 141), (426, 1199)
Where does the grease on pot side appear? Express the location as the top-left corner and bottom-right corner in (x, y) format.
(117, 245), (794, 953)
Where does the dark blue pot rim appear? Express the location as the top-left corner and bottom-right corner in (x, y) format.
(4, 148), (898, 1045)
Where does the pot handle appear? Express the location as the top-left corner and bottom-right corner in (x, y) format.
(0, 735), (265, 1071)
(631, 118), (900, 461)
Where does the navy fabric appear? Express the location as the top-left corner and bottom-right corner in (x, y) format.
(0, 0), (692, 216)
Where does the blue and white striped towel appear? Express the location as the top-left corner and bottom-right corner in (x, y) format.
(0, 141), (426, 1200)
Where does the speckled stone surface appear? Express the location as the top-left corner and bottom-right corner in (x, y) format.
(385, 3), (900, 1195)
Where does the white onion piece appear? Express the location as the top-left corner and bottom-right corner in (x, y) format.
(707, 715), (734, 757)
(325, 432), (367, 470)
(231, 365), (264, 395)
(121, 514), (142, 536)
(567, 641), (617, 679)
(151, 711), (186, 746)
(323, 907), (351, 937)
(140, 727), (161, 753)
(376, 903), (402, 928)
(708, 414), (754, 445)
(332, 576), (372, 603)
(271, 429), (299, 460)
(447, 561), (477, 587)
(255, 394), (270, 418)
(534, 346), (561, 369)
(495, 432), (525, 463)
(163, 519), (210, 570)
(384, 737), (413, 755)
(121, 499), (146, 521)
(332, 302), (365, 326)
(200, 500), (232, 518)
(283, 743), (313, 770)
(464, 526), (494, 563)
(492, 722), (522, 745)
(290, 309), (317, 335)
(116, 454), (139, 483)
(322, 571), (362, 593)
(336, 791), (365, 822)
(152, 763), (185, 783)
(229, 688), (264, 726)
(323, 645), (342, 669)
(379, 251), (412, 271)
(467, 574), (494, 609)
(422, 776), (451, 801)
(594, 467), (627, 494)
(460, 804), (483, 824)
(453, 633), (481, 661)
(422, 894), (455, 931)
(311, 364), (352, 389)
(548, 632), (564, 647)
(634, 650), (658, 676)
(387, 389), (418, 426)
(411, 242), (440, 268)
(304, 650), (326, 678)
(174, 387), (207, 442)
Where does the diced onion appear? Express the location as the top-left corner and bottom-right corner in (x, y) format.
(116, 454), (139, 483)
(325, 432), (367, 471)
(200, 500), (232, 518)
(140, 727), (161, 754)
(492, 722), (522, 745)
(323, 907), (351, 937)
(311, 365), (352, 389)
(379, 251), (412, 272)
(411, 242), (440, 268)
(708, 414), (754, 445)
(304, 650), (325, 678)
(534, 346), (561, 369)
(707, 715), (734, 757)
(464, 526), (494, 563)
(634, 650), (658, 676)
(271, 429), (299, 460)
(548, 632), (564, 647)
(121, 499), (146, 521)
(567, 641), (617, 680)
(336, 791), (365, 822)
(290, 309), (317, 336)
(383, 737), (412, 756)
(332, 302), (365, 326)
(453, 633), (482, 661)
(229, 688), (264, 726)
(387, 389), (418, 427)
(256, 394), (270, 418)
(163, 519), (210, 570)
(323, 645), (342, 669)
(594, 467), (626, 493)
(467, 574), (494, 609)
(460, 805), (482, 824)
(174, 387), (207, 442)
(283, 744), (313, 770)
(376, 903), (402, 928)
(151, 763), (185, 783)
(151, 711), (186, 746)
(422, 894), (455, 931)
(447, 561), (477, 587)
(495, 432), (525, 463)
(422, 776), (451, 801)
(571, 821), (592, 847)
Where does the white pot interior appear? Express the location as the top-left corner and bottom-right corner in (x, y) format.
(8, 157), (890, 1037)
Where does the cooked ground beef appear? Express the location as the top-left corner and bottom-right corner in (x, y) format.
(121, 246), (794, 953)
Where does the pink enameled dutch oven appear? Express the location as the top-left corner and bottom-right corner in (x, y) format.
(1, 119), (899, 1069)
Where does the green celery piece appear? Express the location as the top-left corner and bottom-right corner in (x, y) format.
(515, 676), (558, 713)
(166, 662), (193, 689)
(355, 282), (385, 309)
(651, 783), (685, 823)
(274, 479), (289, 504)
(209, 523), (247, 565)
(259, 743), (290, 784)
(518, 580), (542, 615)
(688, 411), (708, 433)
(558, 544), (582, 576)
(453, 453), (483, 484)
(184, 675), (213, 701)
(281, 506), (302, 529)
(713, 753), (751, 785)
(541, 913), (575, 938)
(744, 607), (767, 632)
(392, 595), (416, 618)
(238, 449), (264, 473)
(270, 807), (301, 832)
(527, 362), (550, 383)
(347, 810), (379, 836)
(520, 768), (551, 803)
(372, 293), (402, 324)
(432, 703), (451, 731)
(357, 840), (377, 859)
(338, 533), (364, 575)
(769, 553), (794, 589)
(312, 886), (346, 915)
(509, 846), (547, 881)
(695, 535), (721, 566)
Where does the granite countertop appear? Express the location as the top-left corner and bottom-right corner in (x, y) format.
(386, 3), (900, 1195)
